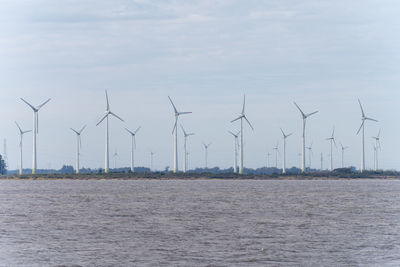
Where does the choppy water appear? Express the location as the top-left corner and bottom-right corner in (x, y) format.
(1, 179), (400, 266)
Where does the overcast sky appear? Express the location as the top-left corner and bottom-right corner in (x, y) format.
(0, 0), (399, 171)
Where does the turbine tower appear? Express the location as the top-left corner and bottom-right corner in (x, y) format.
(125, 126), (141, 173)
(70, 125), (86, 174)
(181, 124), (194, 173)
(294, 102), (318, 173)
(168, 96), (192, 173)
(326, 127), (337, 171)
(96, 90), (124, 174)
(273, 141), (279, 169)
(320, 152), (323, 170)
(150, 151), (155, 172)
(356, 99), (377, 172)
(231, 95), (254, 174)
(372, 129), (381, 171)
(306, 142), (313, 170)
(228, 130), (240, 173)
(340, 143), (349, 168)
(20, 97), (51, 174)
(15, 122), (31, 175)
(280, 128), (292, 174)
(203, 142), (212, 169)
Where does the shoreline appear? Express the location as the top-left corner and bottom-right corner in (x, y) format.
(1, 173), (399, 181)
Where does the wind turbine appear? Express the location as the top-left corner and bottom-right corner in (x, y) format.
(267, 152), (271, 169)
(20, 97), (51, 174)
(231, 95), (254, 174)
(181, 124), (194, 173)
(372, 129), (381, 171)
(272, 141), (279, 169)
(294, 102), (318, 173)
(96, 90), (124, 174)
(113, 149), (119, 169)
(203, 142), (212, 169)
(150, 151), (155, 172)
(168, 96), (192, 173)
(340, 143), (349, 168)
(306, 142), (313, 169)
(125, 126), (141, 173)
(280, 128), (292, 174)
(228, 130), (240, 173)
(15, 122), (31, 175)
(326, 127), (337, 171)
(356, 99), (378, 172)
(70, 125), (86, 174)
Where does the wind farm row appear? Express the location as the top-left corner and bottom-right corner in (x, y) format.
(13, 91), (381, 175)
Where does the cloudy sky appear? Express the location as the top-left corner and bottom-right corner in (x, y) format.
(0, 0), (399, 171)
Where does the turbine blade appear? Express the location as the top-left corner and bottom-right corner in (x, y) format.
(134, 126), (141, 134)
(306, 110), (318, 117)
(228, 130), (235, 137)
(96, 114), (108, 126)
(377, 129), (381, 138)
(23, 130), (32, 134)
(242, 94), (246, 114)
(356, 121), (364, 135)
(244, 116), (254, 130)
(79, 125), (87, 134)
(79, 135), (82, 148)
(333, 138), (337, 149)
(125, 127), (134, 135)
(231, 115), (242, 123)
(37, 98), (51, 110)
(180, 124), (187, 136)
(287, 133), (293, 137)
(70, 128), (79, 135)
(134, 135), (136, 149)
(365, 117), (378, 122)
(110, 112), (124, 122)
(15, 121), (22, 133)
(20, 98), (36, 111)
(293, 102), (305, 118)
(178, 111), (192, 115)
(168, 96), (178, 113)
(105, 90), (110, 110)
(358, 99), (365, 117)
(280, 128), (285, 137)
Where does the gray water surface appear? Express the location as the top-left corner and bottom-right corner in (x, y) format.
(1, 179), (400, 266)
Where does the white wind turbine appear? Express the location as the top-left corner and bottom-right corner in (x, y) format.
(280, 128), (292, 174)
(294, 102), (318, 173)
(70, 125), (86, 174)
(273, 141), (279, 169)
(306, 142), (313, 169)
(356, 99), (378, 172)
(340, 142), (349, 168)
(15, 122), (31, 175)
(372, 129), (381, 171)
(125, 126), (141, 173)
(228, 130), (240, 173)
(150, 151), (155, 172)
(168, 96), (192, 173)
(96, 90), (124, 173)
(181, 124), (194, 173)
(203, 142), (212, 169)
(20, 97), (51, 174)
(231, 95), (254, 174)
(326, 127), (337, 171)
(267, 152), (271, 169)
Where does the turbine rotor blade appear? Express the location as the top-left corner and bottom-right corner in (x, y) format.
(15, 121), (22, 133)
(172, 118), (177, 134)
(20, 98), (36, 111)
(37, 98), (51, 110)
(168, 96), (178, 114)
(125, 127), (134, 135)
(70, 128), (79, 135)
(242, 94), (246, 114)
(134, 126), (141, 134)
(231, 115), (243, 123)
(356, 121), (364, 135)
(178, 111), (192, 115)
(96, 114), (108, 126)
(110, 112), (124, 122)
(293, 101), (305, 118)
(180, 124), (187, 136)
(306, 110), (318, 118)
(244, 116), (254, 130)
(365, 117), (378, 122)
(105, 90), (110, 110)
(79, 125), (87, 134)
(358, 99), (365, 117)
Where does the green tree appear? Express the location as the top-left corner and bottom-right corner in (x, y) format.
(0, 154), (6, 174)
